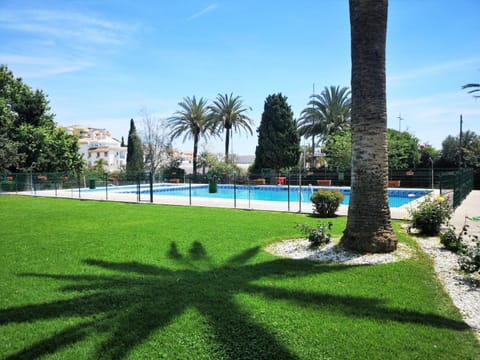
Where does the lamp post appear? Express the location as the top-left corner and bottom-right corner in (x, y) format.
(104, 171), (108, 200)
(30, 162), (36, 195)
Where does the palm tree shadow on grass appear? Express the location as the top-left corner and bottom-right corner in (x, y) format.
(1, 242), (469, 359)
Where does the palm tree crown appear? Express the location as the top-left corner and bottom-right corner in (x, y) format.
(298, 86), (351, 167)
(209, 93), (253, 163)
(168, 96), (213, 175)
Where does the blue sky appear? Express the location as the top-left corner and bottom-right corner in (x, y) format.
(1, 0), (479, 155)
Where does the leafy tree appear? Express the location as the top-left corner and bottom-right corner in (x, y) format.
(126, 118), (144, 177)
(418, 143), (441, 168)
(168, 96), (213, 175)
(209, 93), (253, 164)
(464, 137), (480, 168)
(323, 128), (352, 170)
(439, 135), (459, 167)
(387, 129), (419, 169)
(0, 133), (22, 170)
(0, 65), (81, 173)
(440, 131), (479, 168)
(254, 93), (300, 170)
(341, 0), (398, 253)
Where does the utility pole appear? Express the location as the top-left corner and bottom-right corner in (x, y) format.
(311, 83), (316, 168)
(459, 114), (463, 168)
(397, 114), (403, 132)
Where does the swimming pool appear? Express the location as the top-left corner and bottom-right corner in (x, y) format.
(121, 184), (428, 208)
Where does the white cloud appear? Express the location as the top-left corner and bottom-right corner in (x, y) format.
(388, 57), (480, 82)
(0, 9), (131, 46)
(1, 54), (94, 77)
(189, 4), (218, 20)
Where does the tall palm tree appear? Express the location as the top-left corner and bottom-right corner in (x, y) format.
(298, 86), (351, 167)
(297, 106), (327, 167)
(340, 0), (397, 253)
(209, 93), (253, 164)
(462, 83), (480, 98)
(168, 96), (212, 175)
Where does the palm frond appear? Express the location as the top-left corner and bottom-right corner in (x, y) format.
(462, 83), (480, 97)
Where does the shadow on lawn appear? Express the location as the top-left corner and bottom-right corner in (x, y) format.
(1, 242), (470, 359)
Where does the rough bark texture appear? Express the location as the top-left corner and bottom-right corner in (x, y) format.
(340, 0), (398, 253)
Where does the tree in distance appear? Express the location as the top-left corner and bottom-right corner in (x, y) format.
(254, 93), (300, 171)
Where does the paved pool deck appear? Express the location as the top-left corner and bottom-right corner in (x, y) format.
(10, 184), (425, 220)
(449, 190), (480, 237)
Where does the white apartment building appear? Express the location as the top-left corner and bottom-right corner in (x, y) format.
(63, 125), (127, 172)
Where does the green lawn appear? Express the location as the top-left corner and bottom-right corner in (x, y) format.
(0, 195), (478, 359)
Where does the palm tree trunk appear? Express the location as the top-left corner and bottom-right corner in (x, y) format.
(340, 0), (397, 253)
(193, 133), (199, 175)
(311, 135), (315, 168)
(225, 127), (230, 164)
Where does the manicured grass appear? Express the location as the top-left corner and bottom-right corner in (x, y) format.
(0, 195), (479, 359)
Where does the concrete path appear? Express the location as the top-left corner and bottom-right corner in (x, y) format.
(450, 190), (480, 237)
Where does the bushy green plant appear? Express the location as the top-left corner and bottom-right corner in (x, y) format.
(1, 180), (15, 192)
(410, 194), (451, 235)
(457, 224), (480, 275)
(297, 221), (333, 248)
(440, 226), (466, 253)
(310, 189), (344, 217)
(459, 242), (480, 275)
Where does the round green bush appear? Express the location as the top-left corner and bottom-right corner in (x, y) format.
(410, 195), (451, 236)
(310, 189), (344, 217)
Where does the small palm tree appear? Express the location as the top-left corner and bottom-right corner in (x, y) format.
(168, 96), (213, 175)
(209, 93), (253, 164)
(462, 83), (480, 98)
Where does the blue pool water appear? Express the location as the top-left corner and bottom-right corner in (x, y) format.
(121, 185), (428, 208)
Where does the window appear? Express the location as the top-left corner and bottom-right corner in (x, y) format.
(104, 152), (108, 157)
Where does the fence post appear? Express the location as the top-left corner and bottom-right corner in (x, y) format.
(287, 172), (290, 212)
(298, 168), (302, 213)
(149, 172), (153, 203)
(189, 177), (192, 206)
(137, 174), (140, 202)
(77, 173), (81, 199)
(234, 172), (237, 209)
(105, 172), (108, 200)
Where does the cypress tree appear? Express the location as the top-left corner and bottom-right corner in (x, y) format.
(126, 118), (144, 177)
(254, 93), (300, 170)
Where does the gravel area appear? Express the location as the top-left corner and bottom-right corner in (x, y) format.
(414, 235), (480, 340)
(266, 236), (480, 341)
(265, 238), (414, 265)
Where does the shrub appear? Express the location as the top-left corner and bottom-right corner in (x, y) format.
(310, 189), (344, 217)
(457, 225), (480, 275)
(440, 226), (466, 253)
(459, 243), (480, 275)
(410, 194), (451, 236)
(1, 180), (15, 192)
(297, 221), (333, 248)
